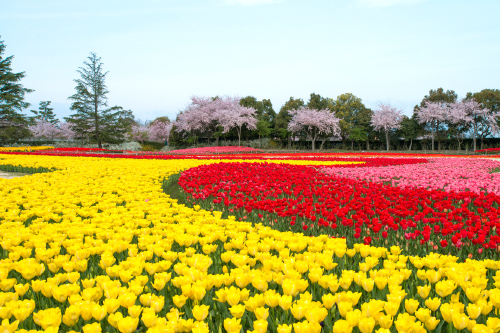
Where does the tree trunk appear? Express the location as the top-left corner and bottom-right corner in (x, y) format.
(409, 138), (413, 151)
(216, 136), (219, 146)
(320, 139), (326, 150)
(312, 139), (315, 151)
(385, 131), (390, 151)
(342, 137), (346, 150)
(366, 139), (370, 151)
(431, 132), (435, 151)
(351, 140), (354, 151)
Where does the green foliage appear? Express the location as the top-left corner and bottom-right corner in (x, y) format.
(0, 36), (33, 144)
(329, 93), (372, 148)
(30, 101), (58, 125)
(65, 53), (134, 147)
(275, 97), (304, 146)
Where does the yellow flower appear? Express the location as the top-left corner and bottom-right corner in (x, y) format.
(229, 304), (245, 318)
(253, 319), (268, 333)
(359, 317), (376, 333)
(486, 317), (500, 333)
(117, 316), (139, 333)
(414, 308), (431, 323)
(394, 313), (417, 333)
(467, 304), (482, 320)
(254, 307), (269, 320)
(425, 297), (441, 312)
(435, 280), (456, 298)
(322, 294), (335, 309)
(13, 284), (30, 297)
(291, 303), (307, 320)
(277, 323), (293, 333)
(333, 319), (352, 333)
(119, 293), (137, 308)
(0, 319), (19, 333)
(378, 314), (393, 329)
(374, 277), (388, 290)
(264, 291), (279, 308)
(404, 299), (419, 314)
(338, 302), (353, 318)
(141, 308), (157, 328)
(417, 285), (431, 299)
(192, 305), (210, 321)
(305, 307), (328, 323)
(466, 287), (482, 303)
(33, 308), (61, 330)
(104, 298), (121, 314)
(362, 278), (375, 292)
(473, 324), (494, 333)
(173, 295), (188, 308)
(224, 317), (241, 333)
(279, 295), (292, 311)
(108, 312), (123, 329)
(82, 323), (102, 333)
(384, 302), (399, 317)
(452, 312), (469, 330)
(425, 317), (440, 331)
(128, 305), (143, 318)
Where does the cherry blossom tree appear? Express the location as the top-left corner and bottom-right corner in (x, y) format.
(415, 101), (448, 150)
(29, 120), (60, 140)
(218, 104), (258, 146)
(58, 122), (76, 140)
(287, 108), (340, 151)
(148, 119), (173, 143)
(370, 103), (403, 151)
(450, 99), (499, 151)
(129, 124), (149, 143)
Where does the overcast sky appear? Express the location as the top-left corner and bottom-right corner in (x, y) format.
(1, 0), (499, 122)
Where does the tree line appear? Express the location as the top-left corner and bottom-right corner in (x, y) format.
(1, 35), (500, 151)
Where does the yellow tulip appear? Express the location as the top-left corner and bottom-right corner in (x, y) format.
(277, 323), (293, 333)
(374, 277), (388, 290)
(254, 307), (269, 320)
(417, 285), (431, 299)
(415, 308), (431, 323)
(128, 305), (143, 319)
(32, 308), (61, 330)
(359, 317), (376, 333)
(452, 312), (469, 330)
(404, 299), (419, 314)
(82, 322), (102, 333)
(229, 304), (245, 318)
(467, 304), (482, 320)
(192, 305), (210, 321)
(473, 324), (494, 333)
(141, 308), (157, 328)
(0, 319), (19, 333)
(338, 302), (353, 318)
(279, 295), (292, 311)
(117, 316), (139, 333)
(346, 309), (361, 327)
(173, 295), (188, 308)
(224, 317), (241, 333)
(253, 319), (268, 333)
(378, 314), (393, 329)
(362, 278), (375, 292)
(384, 302), (399, 317)
(333, 319), (353, 333)
(425, 297), (441, 312)
(305, 307), (328, 323)
(466, 287), (483, 303)
(425, 317), (440, 331)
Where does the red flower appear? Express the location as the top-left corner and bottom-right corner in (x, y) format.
(440, 240), (448, 248)
(382, 231), (388, 238)
(363, 237), (372, 245)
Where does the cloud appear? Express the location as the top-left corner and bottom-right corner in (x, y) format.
(224, 0), (284, 5)
(356, 0), (426, 8)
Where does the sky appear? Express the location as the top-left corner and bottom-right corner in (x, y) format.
(1, 0), (499, 122)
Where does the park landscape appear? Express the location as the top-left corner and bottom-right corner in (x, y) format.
(1, 148), (500, 333)
(2, 1), (500, 332)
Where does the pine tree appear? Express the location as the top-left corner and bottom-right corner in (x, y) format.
(0, 37), (33, 144)
(31, 101), (58, 124)
(66, 53), (134, 148)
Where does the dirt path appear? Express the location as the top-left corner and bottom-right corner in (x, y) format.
(0, 171), (30, 179)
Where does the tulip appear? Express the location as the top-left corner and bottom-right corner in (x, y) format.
(425, 317), (440, 330)
(384, 302), (399, 317)
(467, 304), (482, 320)
(466, 287), (482, 303)
(254, 307), (269, 320)
(128, 305), (143, 318)
(333, 319), (353, 333)
(0, 319), (18, 333)
(224, 317), (241, 333)
(173, 295), (188, 308)
(253, 319), (268, 333)
(404, 299), (419, 314)
(82, 323), (102, 333)
(322, 293), (336, 309)
(305, 307), (328, 323)
(378, 314), (393, 329)
(425, 297), (441, 312)
(192, 305), (210, 321)
(279, 295), (292, 311)
(359, 317), (376, 333)
(417, 285), (431, 299)
(117, 316), (139, 333)
(338, 302), (353, 318)
(229, 304), (245, 318)
(141, 308), (157, 328)
(452, 312), (470, 330)
(415, 308), (431, 323)
(473, 324), (494, 333)
(33, 308), (62, 330)
(277, 324), (293, 333)
(346, 309), (361, 327)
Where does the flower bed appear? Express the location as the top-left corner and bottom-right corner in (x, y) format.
(166, 146), (264, 155)
(0, 154), (499, 333)
(0, 146), (54, 152)
(179, 161), (500, 259)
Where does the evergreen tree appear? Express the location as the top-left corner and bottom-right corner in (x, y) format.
(66, 53), (134, 148)
(0, 37), (33, 144)
(31, 101), (58, 124)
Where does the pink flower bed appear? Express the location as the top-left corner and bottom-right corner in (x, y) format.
(166, 146), (263, 155)
(320, 158), (500, 195)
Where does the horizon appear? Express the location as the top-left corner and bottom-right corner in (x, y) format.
(1, 0), (499, 122)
